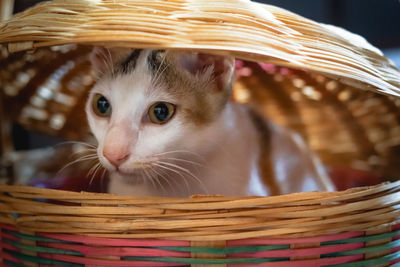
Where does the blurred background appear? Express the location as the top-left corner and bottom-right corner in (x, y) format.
(0, 0), (400, 191)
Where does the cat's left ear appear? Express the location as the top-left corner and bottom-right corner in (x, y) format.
(177, 52), (235, 92)
(90, 47), (131, 77)
(90, 47), (115, 77)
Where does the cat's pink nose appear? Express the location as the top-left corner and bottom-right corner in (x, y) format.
(103, 149), (130, 168)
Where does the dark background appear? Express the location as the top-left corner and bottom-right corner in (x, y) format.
(263, 0), (400, 49)
(9, 0), (400, 150)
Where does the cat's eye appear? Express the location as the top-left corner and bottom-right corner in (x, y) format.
(92, 93), (111, 117)
(148, 102), (175, 124)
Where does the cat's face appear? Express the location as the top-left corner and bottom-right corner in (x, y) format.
(86, 48), (234, 178)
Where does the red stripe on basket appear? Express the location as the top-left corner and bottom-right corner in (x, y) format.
(228, 254), (363, 267)
(391, 229), (400, 264)
(230, 242), (364, 258)
(0, 251), (23, 264)
(228, 231), (364, 246)
(0, 224), (17, 232)
(1, 243), (20, 253)
(39, 253), (187, 266)
(0, 232), (19, 241)
(39, 233), (189, 247)
(40, 242), (190, 258)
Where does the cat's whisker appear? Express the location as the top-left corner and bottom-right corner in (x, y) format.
(55, 141), (97, 149)
(92, 163), (103, 181)
(88, 163), (102, 187)
(100, 167), (108, 193)
(148, 168), (166, 194)
(143, 169), (163, 194)
(144, 168), (157, 191)
(65, 150), (97, 162)
(151, 53), (168, 86)
(152, 162), (191, 196)
(162, 157), (204, 168)
(152, 61), (169, 86)
(149, 166), (172, 195)
(154, 150), (205, 162)
(70, 149), (97, 156)
(87, 162), (100, 180)
(76, 154), (98, 160)
(57, 154), (98, 177)
(86, 163), (99, 186)
(154, 167), (174, 192)
(142, 169), (153, 190)
(158, 161), (209, 195)
(105, 48), (115, 76)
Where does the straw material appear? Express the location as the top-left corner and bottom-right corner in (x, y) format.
(0, 181), (399, 241)
(0, 0), (399, 97)
(1, 1), (400, 265)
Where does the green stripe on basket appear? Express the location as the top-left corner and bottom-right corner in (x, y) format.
(324, 239), (400, 257)
(124, 250), (400, 265)
(122, 256), (288, 264)
(157, 230), (400, 255)
(328, 250), (400, 267)
(159, 244), (289, 254)
(5, 230), (73, 243)
(4, 239), (82, 256)
(323, 230), (400, 245)
(6, 250), (83, 267)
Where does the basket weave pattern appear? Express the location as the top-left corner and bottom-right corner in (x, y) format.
(1, 0), (400, 266)
(0, 183), (400, 265)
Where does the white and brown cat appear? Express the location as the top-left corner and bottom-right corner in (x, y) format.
(86, 47), (334, 197)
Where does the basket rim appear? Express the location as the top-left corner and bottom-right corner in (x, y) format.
(1, 181), (399, 240)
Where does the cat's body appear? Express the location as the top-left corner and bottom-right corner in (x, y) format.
(86, 48), (334, 197)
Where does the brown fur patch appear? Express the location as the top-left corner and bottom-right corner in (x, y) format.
(248, 109), (281, 196)
(152, 51), (232, 126)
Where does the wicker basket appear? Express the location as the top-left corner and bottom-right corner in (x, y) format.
(0, 0), (400, 266)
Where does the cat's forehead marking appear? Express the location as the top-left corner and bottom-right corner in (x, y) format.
(120, 49), (143, 74)
(100, 49), (230, 127)
(147, 50), (166, 73)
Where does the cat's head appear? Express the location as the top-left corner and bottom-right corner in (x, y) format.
(86, 47), (235, 177)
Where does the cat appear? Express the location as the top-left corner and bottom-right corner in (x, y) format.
(86, 47), (335, 197)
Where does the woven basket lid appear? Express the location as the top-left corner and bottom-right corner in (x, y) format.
(0, 0), (399, 96)
(1, 0), (400, 180)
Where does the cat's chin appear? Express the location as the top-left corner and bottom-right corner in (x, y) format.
(112, 169), (147, 185)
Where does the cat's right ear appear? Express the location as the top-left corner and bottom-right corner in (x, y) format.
(90, 47), (117, 77)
